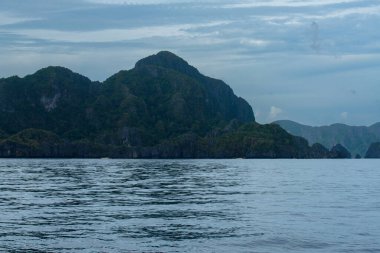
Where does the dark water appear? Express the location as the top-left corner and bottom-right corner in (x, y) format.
(0, 159), (379, 253)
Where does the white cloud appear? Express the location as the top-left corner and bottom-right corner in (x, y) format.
(269, 106), (283, 120)
(3, 21), (229, 43)
(319, 5), (380, 19)
(240, 39), (270, 47)
(0, 12), (40, 26)
(85, 0), (217, 5)
(282, 5), (380, 21)
(8, 26), (186, 43)
(341, 112), (348, 120)
(254, 5), (380, 27)
(223, 0), (361, 9)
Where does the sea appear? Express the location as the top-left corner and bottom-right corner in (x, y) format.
(0, 159), (379, 253)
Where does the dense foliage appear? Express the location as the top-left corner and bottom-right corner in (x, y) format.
(0, 51), (347, 158)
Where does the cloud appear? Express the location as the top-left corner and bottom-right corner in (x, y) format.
(269, 106), (283, 120)
(85, 0), (179, 4)
(341, 112), (348, 120)
(7, 27), (186, 43)
(320, 5), (380, 19)
(251, 5), (380, 33)
(84, 0), (217, 5)
(240, 39), (271, 47)
(222, 0), (361, 9)
(85, 0), (363, 8)
(0, 11), (40, 26)
(2, 21), (229, 43)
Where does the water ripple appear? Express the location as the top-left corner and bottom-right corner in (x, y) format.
(0, 159), (380, 252)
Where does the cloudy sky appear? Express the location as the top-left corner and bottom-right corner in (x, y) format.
(1, 0), (379, 126)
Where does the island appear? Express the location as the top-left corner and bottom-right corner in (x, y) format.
(0, 51), (351, 158)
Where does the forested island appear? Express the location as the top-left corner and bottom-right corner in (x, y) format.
(0, 51), (354, 158)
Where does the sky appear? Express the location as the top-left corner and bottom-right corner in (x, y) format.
(0, 0), (379, 126)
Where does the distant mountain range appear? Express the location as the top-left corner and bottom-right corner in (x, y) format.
(274, 120), (380, 157)
(0, 51), (350, 158)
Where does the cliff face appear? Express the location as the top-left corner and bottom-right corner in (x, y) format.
(275, 120), (380, 157)
(0, 51), (337, 158)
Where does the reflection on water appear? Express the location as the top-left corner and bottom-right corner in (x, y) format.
(0, 159), (380, 252)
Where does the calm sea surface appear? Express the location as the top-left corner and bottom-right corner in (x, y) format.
(0, 159), (379, 253)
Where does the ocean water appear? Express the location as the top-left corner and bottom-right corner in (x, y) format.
(0, 159), (379, 253)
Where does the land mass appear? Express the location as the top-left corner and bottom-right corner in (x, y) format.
(365, 142), (380, 158)
(0, 51), (350, 158)
(274, 120), (380, 158)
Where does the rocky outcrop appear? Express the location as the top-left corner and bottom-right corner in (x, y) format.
(365, 142), (380, 158)
(329, 144), (351, 159)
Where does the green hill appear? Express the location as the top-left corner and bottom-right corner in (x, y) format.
(0, 51), (345, 158)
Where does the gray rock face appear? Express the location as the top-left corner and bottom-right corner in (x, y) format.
(41, 93), (61, 112)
